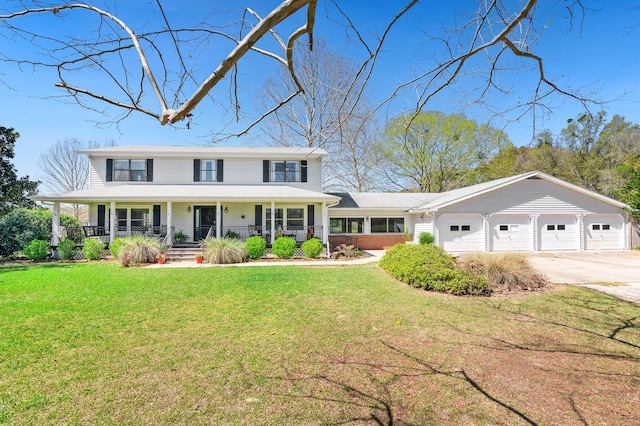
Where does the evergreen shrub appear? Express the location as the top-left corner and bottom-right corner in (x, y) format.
(57, 239), (78, 260)
(272, 237), (297, 259)
(379, 243), (489, 296)
(108, 238), (127, 258)
(419, 232), (434, 245)
(301, 238), (323, 258)
(82, 238), (105, 261)
(245, 235), (266, 259)
(23, 239), (50, 261)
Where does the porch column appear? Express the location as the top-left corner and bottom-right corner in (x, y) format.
(166, 202), (173, 246)
(321, 202), (328, 244)
(110, 201), (116, 243)
(270, 201), (275, 245)
(216, 201), (221, 239)
(52, 202), (61, 246)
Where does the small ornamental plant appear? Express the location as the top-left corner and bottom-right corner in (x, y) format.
(246, 235), (266, 259)
(82, 238), (105, 261)
(272, 237), (297, 259)
(419, 232), (435, 245)
(301, 238), (323, 258)
(23, 239), (50, 261)
(57, 239), (78, 260)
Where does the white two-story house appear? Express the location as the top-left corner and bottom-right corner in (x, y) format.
(34, 145), (631, 252)
(37, 145), (340, 247)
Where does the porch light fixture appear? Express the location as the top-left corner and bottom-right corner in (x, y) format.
(241, 214), (245, 219)
(224, 206), (229, 213)
(187, 205), (191, 213)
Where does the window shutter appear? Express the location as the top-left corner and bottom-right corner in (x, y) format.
(263, 160), (270, 182)
(301, 160), (308, 182)
(106, 159), (113, 182)
(146, 159), (154, 182)
(193, 159), (201, 182)
(153, 205), (161, 227)
(254, 205), (262, 226)
(217, 159), (224, 182)
(97, 205), (106, 227)
(307, 205), (314, 226)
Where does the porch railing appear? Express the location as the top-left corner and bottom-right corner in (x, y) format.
(220, 225), (324, 244)
(62, 225), (173, 245)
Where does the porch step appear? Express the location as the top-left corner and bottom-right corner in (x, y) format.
(167, 246), (204, 262)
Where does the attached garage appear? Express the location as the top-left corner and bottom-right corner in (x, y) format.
(489, 215), (532, 251)
(438, 214), (484, 252)
(538, 214), (579, 251)
(583, 214), (625, 250)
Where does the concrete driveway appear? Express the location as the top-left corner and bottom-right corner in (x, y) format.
(529, 251), (640, 303)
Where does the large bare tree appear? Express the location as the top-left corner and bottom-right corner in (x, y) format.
(258, 38), (381, 190)
(0, 1), (601, 136)
(39, 138), (116, 220)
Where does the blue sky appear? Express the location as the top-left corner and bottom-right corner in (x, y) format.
(2, 1), (639, 183)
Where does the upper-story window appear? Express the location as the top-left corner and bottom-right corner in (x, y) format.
(263, 160), (308, 183)
(193, 159), (223, 182)
(200, 160), (217, 182)
(107, 159), (152, 182)
(272, 160), (299, 182)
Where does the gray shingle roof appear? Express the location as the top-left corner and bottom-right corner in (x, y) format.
(33, 185), (340, 203)
(328, 192), (437, 209)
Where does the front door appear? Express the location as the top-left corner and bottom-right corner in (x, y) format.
(194, 206), (217, 241)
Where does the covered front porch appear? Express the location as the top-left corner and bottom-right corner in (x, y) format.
(35, 184), (340, 249)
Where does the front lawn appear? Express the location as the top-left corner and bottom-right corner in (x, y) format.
(1, 262), (639, 424)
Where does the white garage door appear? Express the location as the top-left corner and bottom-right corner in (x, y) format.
(538, 215), (578, 251)
(439, 214), (484, 252)
(489, 215), (531, 251)
(584, 215), (624, 250)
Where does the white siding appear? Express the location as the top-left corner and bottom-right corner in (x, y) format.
(440, 178), (621, 216)
(88, 155), (324, 191)
(413, 217), (433, 243)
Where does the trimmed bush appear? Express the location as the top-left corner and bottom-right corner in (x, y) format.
(457, 253), (547, 292)
(246, 235), (266, 259)
(419, 232), (434, 245)
(23, 239), (50, 261)
(200, 237), (248, 264)
(379, 243), (489, 296)
(272, 237), (297, 259)
(82, 238), (105, 261)
(301, 238), (323, 258)
(108, 238), (127, 258)
(116, 235), (166, 266)
(57, 239), (78, 260)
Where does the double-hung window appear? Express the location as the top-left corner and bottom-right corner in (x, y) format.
(114, 159), (147, 181)
(272, 161), (299, 182)
(200, 160), (217, 182)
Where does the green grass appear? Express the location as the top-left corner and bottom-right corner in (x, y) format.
(1, 262), (639, 425)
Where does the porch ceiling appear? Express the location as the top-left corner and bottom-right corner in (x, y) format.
(32, 184), (341, 204)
